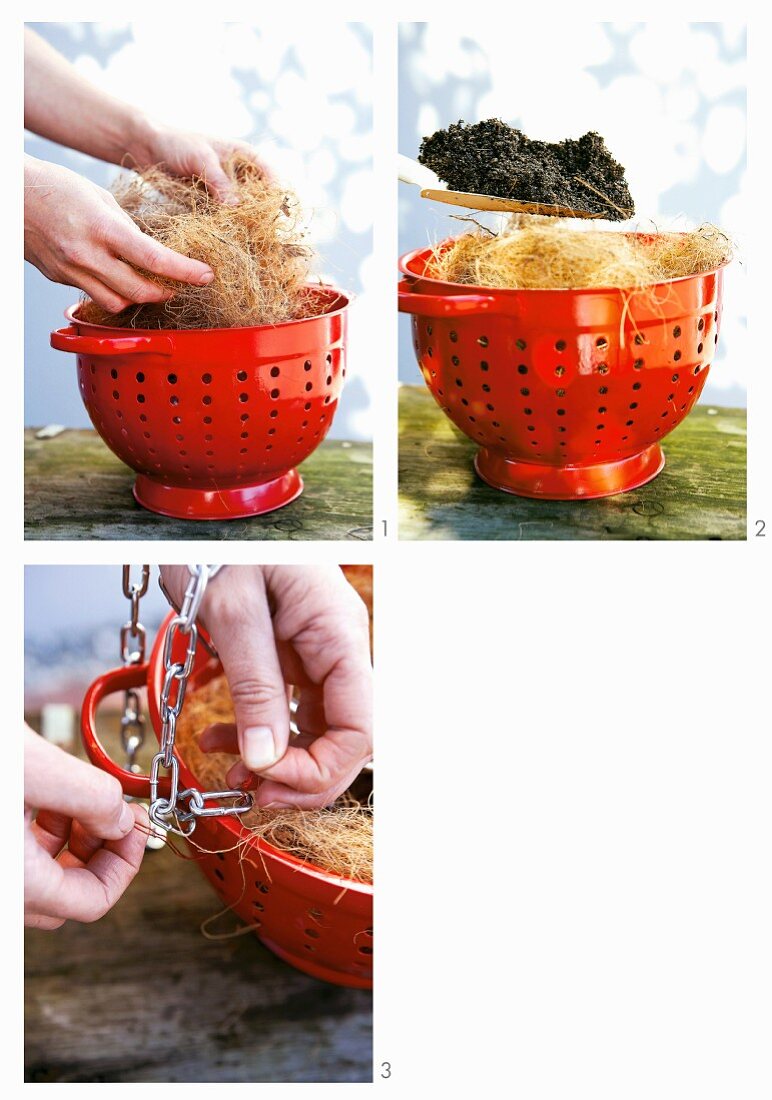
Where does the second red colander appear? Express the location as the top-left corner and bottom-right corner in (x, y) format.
(399, 239), (728, 500)
(81, 612), (373, 989)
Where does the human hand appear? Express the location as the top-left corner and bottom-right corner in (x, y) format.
(130, 124), (272, 204)
(24, 155), (215, 312)
(24, 726), (147, 930)
(160, 566), (372, 810)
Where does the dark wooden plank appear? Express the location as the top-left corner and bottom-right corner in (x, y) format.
(25, 429), (372, 541)
(399, 385), (746, 541)
(24, 843), (372, 1083)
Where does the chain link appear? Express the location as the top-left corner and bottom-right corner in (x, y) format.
(150, 565), (253, 837)
(120, 565), (149, 773)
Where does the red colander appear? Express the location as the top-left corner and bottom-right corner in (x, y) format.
(51, 285), (349, 520)
(399, 239), (728, 499)
(81, 611), (373, 989)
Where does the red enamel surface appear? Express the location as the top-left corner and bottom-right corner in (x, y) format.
(399, 241), (727, 499)
(52, 285), (350, 519)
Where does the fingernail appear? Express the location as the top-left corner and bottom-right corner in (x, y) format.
(198, 270), (215, 286)
(119, 802), (134, 833)
(227, 762), (256, 790)
(242, 726), (277, 770)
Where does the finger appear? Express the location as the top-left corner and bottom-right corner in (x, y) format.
(199, 722), (239, 755)
(254, 773), (357, 811)
(34, 814), (108, 868)
(294, 692), (327, 736)
(254, 569), (373, 796)
(200, 713), (320, 760)
(25, 912), (66, 931)
(240, 730), (371, 797)
(32, 810), (72, 858)
(71, 270), (133, 314)
(258, 576), (371, 792)
(67, 818), (108, 865)
(227, 142), (276, 184)
(267, 567), (373, 742)
(111, 222), (214, 286)
(25, 731), (136, 842)
(224, 728), (317, 790)
(204, 575), (291, 774)
(32, 803), (147, 924)
(198, 150), (238, 205)
(87, 255), (173, 306)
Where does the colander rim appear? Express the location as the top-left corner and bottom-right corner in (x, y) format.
(66, 281), (352, 335)
(399, 235), (730, 295)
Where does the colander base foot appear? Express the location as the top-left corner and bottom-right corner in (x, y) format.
(133, 470), (303, 519)
(475, 444), (665, 500)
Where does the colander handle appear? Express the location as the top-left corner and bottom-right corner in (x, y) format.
(50, 326), (174, 356)
(398, 280), (499, 317)
(81, 665), (170, 799)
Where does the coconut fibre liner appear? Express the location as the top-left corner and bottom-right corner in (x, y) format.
(79, 157), (322, 329)
(428, 219), (732, 291)
(174, 674), (373, 884)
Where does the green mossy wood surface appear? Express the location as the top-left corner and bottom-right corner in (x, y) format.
(24, 720), (372, 1084)
(399, 386), (746, 541)
(25, 429), (372, 541)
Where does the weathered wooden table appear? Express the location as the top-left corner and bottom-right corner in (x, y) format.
(25, 429), (372, 541)
(399, 386), (746, 541)
(24, 847), (372, 1082)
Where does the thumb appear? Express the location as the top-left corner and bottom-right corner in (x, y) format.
(200, 152), (238, 205)
(205, 584), (291, 772)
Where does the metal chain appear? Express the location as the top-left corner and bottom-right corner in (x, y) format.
(150, 566), (253, 837)
(120, 565), (149, 773)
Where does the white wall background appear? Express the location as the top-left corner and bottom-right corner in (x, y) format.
(25, 21), (374, 441)
(399, 21), (747, 407)
(25, 564), (168, 707)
